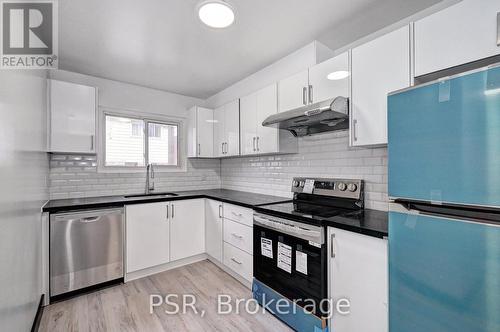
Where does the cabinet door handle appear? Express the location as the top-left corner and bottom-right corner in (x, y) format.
(302, 87), (307, 105)
(90, 135), (94, 151)
(497, 12), (500, 46)
(219, 204), (223, 218)
(308, 85), (313, 104)
(231, 257), (242, 265)
(353, 119), (358, 142)
(253, 137), (256, 152)
(166, 205), (169, 221)
(256, 136), (260, 151)
(331, 233), (336, 258)
(231, 233), (243, 239)
(171, 204), (175, 219)
(231, 211), (243, 217)
(198, 143), (201, 155)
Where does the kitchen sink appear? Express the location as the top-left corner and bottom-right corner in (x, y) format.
(124, 192), (179, 199)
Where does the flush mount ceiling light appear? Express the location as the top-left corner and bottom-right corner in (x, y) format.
(327, 71), (350, 81)
(197, 0), (235, 28)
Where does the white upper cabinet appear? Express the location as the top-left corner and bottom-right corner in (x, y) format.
(256, 84), (279, 154)
(278, 70), (309, 112)
(214, 100), (240, 157)
(240, 91), (258, 155)
(351, 25), (411, 146)
(213, 105), (225, 157)
(415, 0), (500, 77)
(187, 106), (214, 158)
(328, 227), (388, 332)
(224, 100), (240, 156)
(48, 79), (97, 153)
(240, 83), (279, 155)
(308, 52), (349, 104)
(169, 199), (205, 261)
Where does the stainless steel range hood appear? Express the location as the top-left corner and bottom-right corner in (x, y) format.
(262, 96), (349, 137)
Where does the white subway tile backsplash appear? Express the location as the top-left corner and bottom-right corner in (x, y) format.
(48, 154), (222, 199)
(221, 131), (388, 211)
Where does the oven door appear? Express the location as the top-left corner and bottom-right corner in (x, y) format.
(253, 213), (327, 317)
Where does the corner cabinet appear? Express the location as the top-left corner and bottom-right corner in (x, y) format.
(328, 227), (388, 332)
(47, 79), (97, 153)
(240, 83), (297, 155)
(214, 100), (240, 157)
(351, 25), (411, 146)
(187, 106), (214, 158)
(415, 0), (500, 77)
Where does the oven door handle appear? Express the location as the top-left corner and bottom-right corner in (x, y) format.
(254, 214), (324, 244)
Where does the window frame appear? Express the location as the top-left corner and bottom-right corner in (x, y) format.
(98, 108), (185, 173)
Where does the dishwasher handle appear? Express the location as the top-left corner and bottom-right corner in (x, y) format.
(53, 208), (123, 222)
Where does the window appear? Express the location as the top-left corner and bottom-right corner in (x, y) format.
(104, 114), (179, 168)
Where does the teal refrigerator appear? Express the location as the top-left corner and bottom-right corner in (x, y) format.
(387, 64), (500, 332)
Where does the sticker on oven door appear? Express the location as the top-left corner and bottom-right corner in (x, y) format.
(277, 242), (292, 273)
(295, 251), (308, 275)
(261, 238), (273, 259)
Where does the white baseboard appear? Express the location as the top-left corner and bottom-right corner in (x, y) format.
(125, 253), (208, 282)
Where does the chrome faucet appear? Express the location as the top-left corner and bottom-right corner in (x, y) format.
(146, 163), (155, 194)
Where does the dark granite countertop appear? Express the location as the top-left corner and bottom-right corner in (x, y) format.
(42, 189), (292, 213)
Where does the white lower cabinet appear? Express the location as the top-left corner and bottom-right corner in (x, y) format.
(126, 198), (253, 285)
(222, 206), (254, 283)
(205, 199), (223, 262)
(169, 199), (205, 261)
(126, 202), (170, 273)
(223, 242), (253, 282)
(223, 219), (253, 255)
(328, 227), (388, 332)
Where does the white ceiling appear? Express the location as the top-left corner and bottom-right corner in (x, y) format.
(59, 0), (442, 98)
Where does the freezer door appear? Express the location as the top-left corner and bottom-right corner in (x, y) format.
(389, 210), (500, 332)
(50, 209), (123, 296)
(388, 66), (500, 207)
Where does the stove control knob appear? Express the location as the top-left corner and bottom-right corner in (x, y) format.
(292, 180), (300, 187)
(337, 182), (347, 191)
(347, 183), (358, 192)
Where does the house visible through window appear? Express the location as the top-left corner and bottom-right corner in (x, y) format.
(105, 114), (179, 167)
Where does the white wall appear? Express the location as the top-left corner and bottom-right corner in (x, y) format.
(0, 70), (48, 331)
(205, 41), (332, 108)
(49, 70), (204, 117)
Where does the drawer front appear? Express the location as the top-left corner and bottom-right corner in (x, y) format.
(223, 243), (253, 282)
(224, 219), (253, 254)
(223, 203), (253, 226)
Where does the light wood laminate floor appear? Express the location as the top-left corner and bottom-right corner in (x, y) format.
(40, 260), (293, 332)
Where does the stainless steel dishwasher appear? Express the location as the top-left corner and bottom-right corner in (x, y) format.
(50, 208), (124, 297)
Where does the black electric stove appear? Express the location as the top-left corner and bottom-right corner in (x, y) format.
(254, 177), (388, 238)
